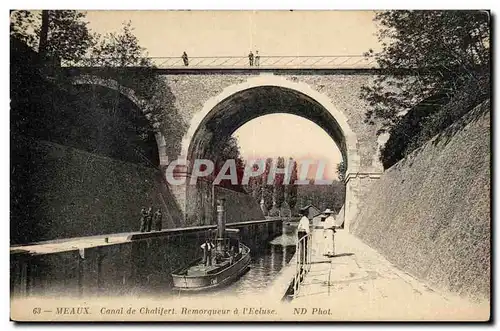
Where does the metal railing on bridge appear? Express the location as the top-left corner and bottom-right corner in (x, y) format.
(292, 232), (312, 299)
(62, 55), (378, 69)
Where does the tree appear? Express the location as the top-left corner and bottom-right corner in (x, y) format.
(287, 158), (298, 210)
(262, 158), (274, 211)
(361, 11), (490, 167)
(10, 10), (40, 49)
(90, 21), (151, 67)
(211, 136), (245, 189)
(38, 10), (49, 55)
(336, 160), (347, 182)
(273, 157), (286, 208)
(10, 10), (95, 63)
(247, 163), (264, 200)
(296, 181), (346, 213)
(378, 92), (451, 168)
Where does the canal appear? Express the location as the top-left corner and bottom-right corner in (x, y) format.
(217, 236), (296, 296)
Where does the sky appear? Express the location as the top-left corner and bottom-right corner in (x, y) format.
(83, 11), (381, 180)
(85, 10), (381, 57)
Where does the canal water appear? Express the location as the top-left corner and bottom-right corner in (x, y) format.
(217, 237), (296, 296)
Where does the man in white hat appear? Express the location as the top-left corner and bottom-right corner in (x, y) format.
(323, 208), (336, 257)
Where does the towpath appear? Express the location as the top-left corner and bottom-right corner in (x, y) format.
(290, 229), (489, 321)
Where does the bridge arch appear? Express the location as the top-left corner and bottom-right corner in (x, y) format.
(70, 75), (168, 165)
(181, 75), (360, 177)
(179, 75), (362, 228)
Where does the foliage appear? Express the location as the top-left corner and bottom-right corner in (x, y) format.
(262, 158), (274, 211)
(211, 136), (246, 190)
(273, 157), (286, 208)
(247, 163), (264, 201)
(403, 75), (489, 153)
(10, 10), (38, 47)
(296, 181), (346, 213)
(242, 158), (274, 210)
(10, 10), (95, 63)
(89, 21), (150, 67)
(336, 160), (347, 182)
(362, 10), (490, 168)
(287, 158), (298, 209)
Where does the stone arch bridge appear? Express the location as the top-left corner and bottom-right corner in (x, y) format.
(67, 66), (394, 230)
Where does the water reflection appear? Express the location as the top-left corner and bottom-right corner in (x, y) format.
(217, 242), (296, 297)
(211, 222), (298, 297)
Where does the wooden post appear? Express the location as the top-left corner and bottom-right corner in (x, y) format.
(39, 10), (49, 58)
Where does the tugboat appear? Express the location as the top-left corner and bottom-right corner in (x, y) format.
(171, 199), (251, 291)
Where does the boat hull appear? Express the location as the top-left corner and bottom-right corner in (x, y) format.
(172, 244), (251, 292)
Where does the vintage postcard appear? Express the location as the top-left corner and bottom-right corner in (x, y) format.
(9, 10), (491, 322)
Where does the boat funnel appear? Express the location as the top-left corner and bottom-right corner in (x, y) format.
(216, 198), (226, 240)
(216, 198), (226, 252)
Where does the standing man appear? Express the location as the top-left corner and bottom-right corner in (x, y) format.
(153, 209), (163, 231)
(255, 50), (260, 66)
(139, 207), (148, 232)
(248, 51), (254, 66)
(322, 209), (336, 257)
(182, 51), (189, 66)
(145, 206), (153, 232)
(201, 239), (214, 266)
(297, 208), (311, 265)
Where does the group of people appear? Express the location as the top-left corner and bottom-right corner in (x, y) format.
(139, 207), (163, 232)
(248, 50), (260, 66)
(297, 207), (337, 261)
(179, 51), (261, 67)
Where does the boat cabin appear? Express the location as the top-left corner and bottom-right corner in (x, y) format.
(185, 228), (244, 277)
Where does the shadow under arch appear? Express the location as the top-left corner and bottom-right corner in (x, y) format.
(69, 76), (185, 227)
(181, 75), (360, 177)
(70, 75), (168, 165)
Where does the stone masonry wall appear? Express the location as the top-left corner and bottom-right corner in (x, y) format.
(162, 73), (381, 173)
(350, 101), (491, 302)
(10, 136), (182, 244)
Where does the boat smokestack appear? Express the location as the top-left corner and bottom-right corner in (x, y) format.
(216, 198), (226, 253)
(217, 198), (226, 239)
